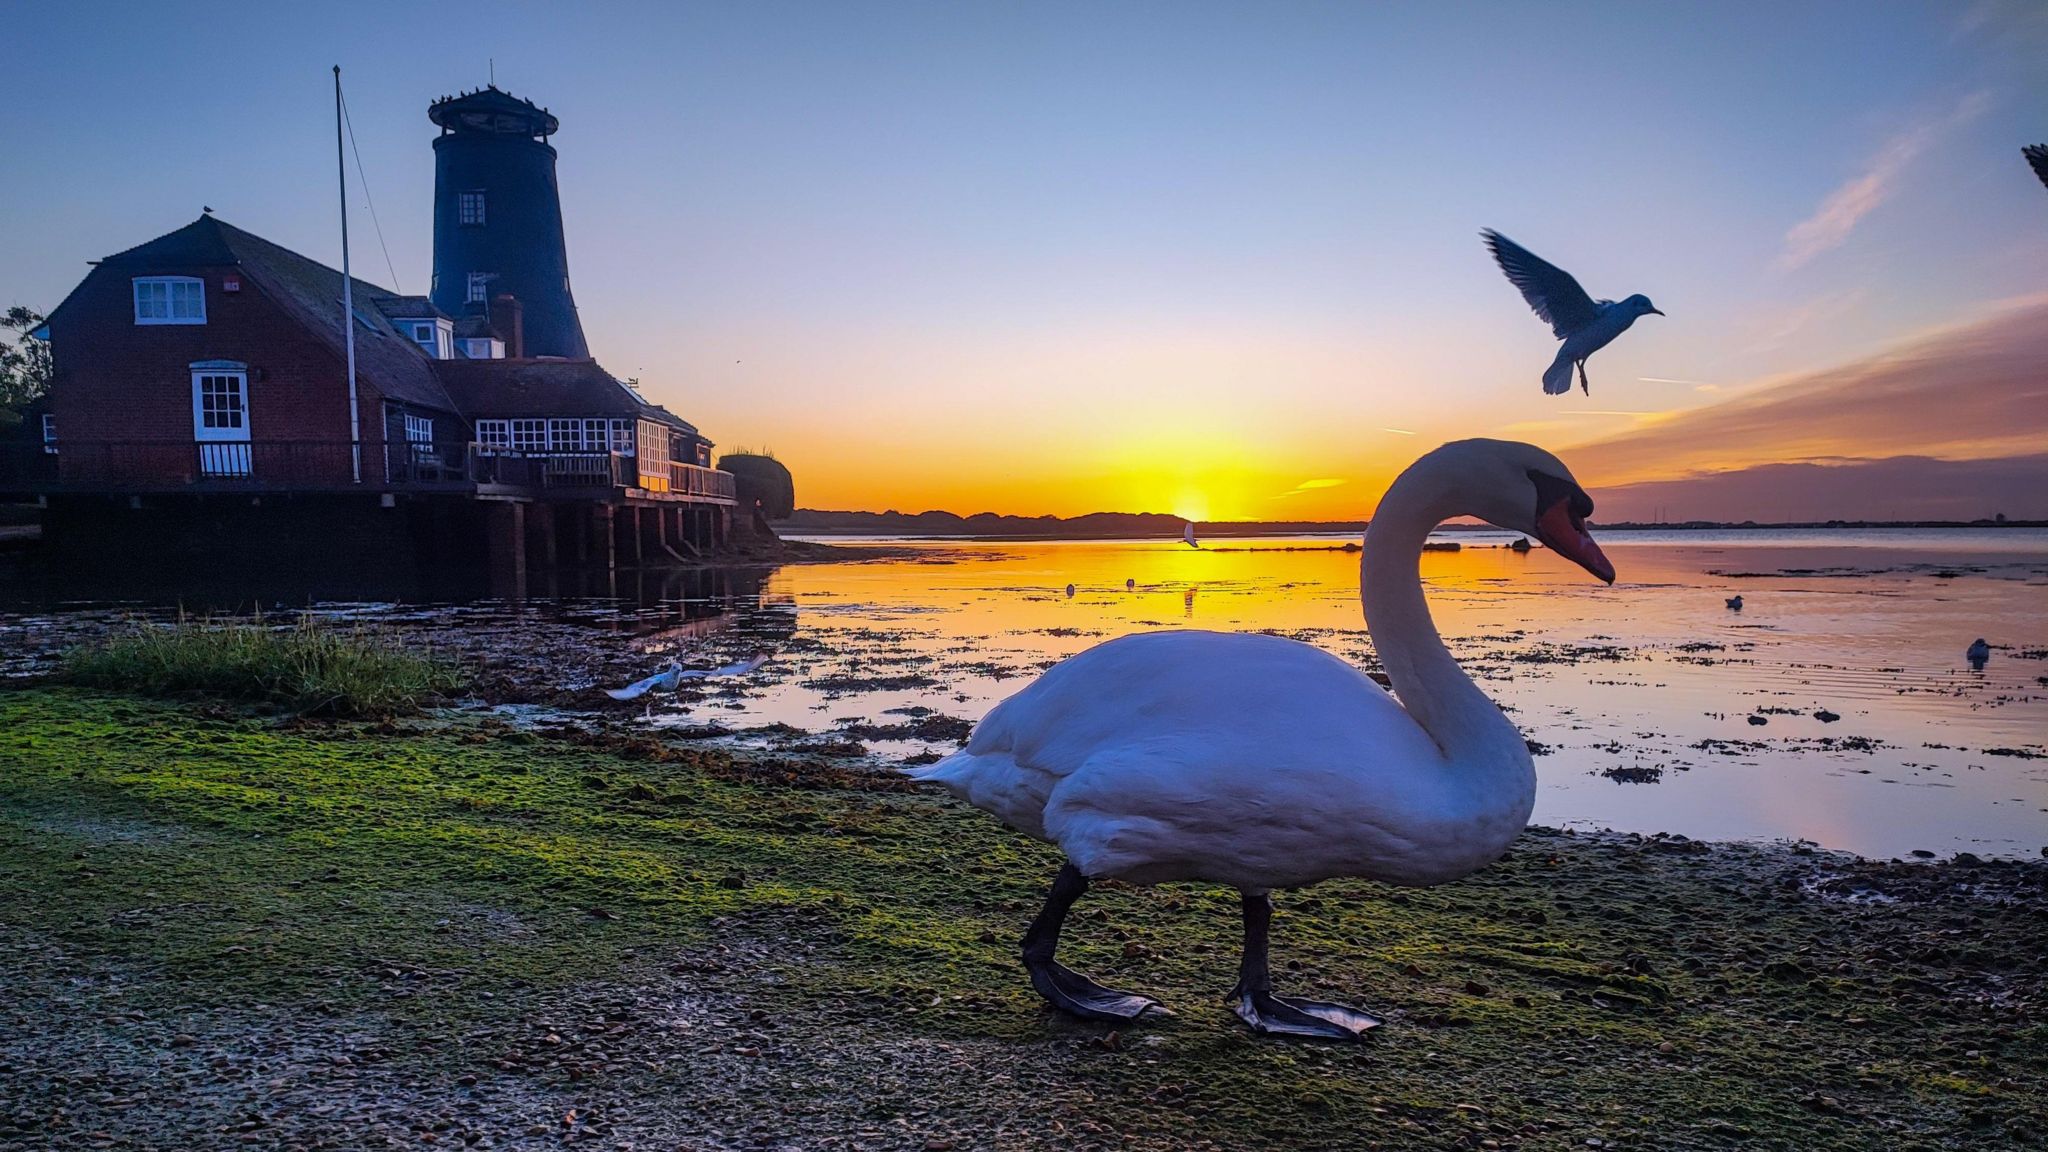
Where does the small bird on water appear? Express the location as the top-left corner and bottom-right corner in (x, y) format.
(1726, 595), (1743, 611)
(1482, 229), (1663, 395)
(2025, 145), (2048, 192)
(1967, 639), (1991, 669)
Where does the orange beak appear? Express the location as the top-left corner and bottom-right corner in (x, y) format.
(1535, 499), (1615, 584)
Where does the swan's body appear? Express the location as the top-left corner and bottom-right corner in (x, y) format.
(923, 630), (1528, 889)
(912, 439), (1615, 1038)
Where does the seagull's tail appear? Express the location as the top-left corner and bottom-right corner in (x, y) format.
(1542, 351), (1574, 396)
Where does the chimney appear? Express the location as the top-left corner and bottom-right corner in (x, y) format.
(488, 293), (525, 359)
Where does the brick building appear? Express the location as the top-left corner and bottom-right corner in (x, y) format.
(4, 86), (735, 593)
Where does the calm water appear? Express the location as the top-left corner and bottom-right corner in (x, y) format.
(4, 529), (2044, 858)
(729, 530), (2047, 859)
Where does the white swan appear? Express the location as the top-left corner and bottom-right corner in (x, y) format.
(909, 439), (1616, 1039)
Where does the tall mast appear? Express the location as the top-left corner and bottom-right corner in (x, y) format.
(334, 65), (361, 483)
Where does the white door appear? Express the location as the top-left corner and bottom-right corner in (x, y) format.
(192, 370), (252, 477)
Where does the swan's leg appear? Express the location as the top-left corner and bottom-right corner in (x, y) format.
(1020, 864), (1161, 1022)
(1227, 888), (1381, 1040)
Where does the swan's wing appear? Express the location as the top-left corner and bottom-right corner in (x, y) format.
(2027, 145), (2048, 192)
(605, 670), (670, 700)
(1482, 229), (1601, 339)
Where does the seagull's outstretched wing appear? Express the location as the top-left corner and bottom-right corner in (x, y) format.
(677, 653), (773, 680)
(2027, 145), (2048, 192)
(606, 670), (672, 700)
(1482, 229), (1601, 339)
(1183, 522), (1199, 549)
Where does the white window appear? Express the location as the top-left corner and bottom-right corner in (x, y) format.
(459, 190), (486, 226)
(547, 418), (582, 451)
(509, 419), (546, 452)
(610, 419), (635, 454)
(475, 419), (509, 449)
(41, 414), (57, 454)
(582, 418), (610, 451)
(462, 337), (504, 360)
(134, 276), (205, 325)
(404, 413), (434, 445)
(466, 272), (493, 304)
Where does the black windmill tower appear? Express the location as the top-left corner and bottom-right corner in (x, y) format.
(427, 86), (590, 358)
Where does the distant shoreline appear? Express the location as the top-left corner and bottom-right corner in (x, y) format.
(781, 513), (2048, 540)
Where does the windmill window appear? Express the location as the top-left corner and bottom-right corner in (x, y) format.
(459, 190), (486, 226)
(42, 414), (57, 454)
(134, 277), (205, 325)
(466, 272), (494, 304)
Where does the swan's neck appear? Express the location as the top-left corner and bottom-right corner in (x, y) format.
(1361, 470), (1524, 765)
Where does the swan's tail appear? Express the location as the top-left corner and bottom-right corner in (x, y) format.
(1542, 351), (1574, 395)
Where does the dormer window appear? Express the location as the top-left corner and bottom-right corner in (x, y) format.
(400, 319), (453, 359)
(459, 190), (486, 226)
(134, 276), (205, 325)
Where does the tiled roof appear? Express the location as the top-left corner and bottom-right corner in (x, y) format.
(85, 215), (459, 413)
(431, 359), (698, 434)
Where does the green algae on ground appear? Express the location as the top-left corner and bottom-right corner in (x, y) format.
(1, 686), (2044, 1150)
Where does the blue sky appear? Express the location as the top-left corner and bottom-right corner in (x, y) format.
(4, 1), (2043, 515)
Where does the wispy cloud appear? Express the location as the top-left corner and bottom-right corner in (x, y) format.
(1272, 477), (1348, 500)
(1776, 92), (1991, 271)
(1379, 427), (1416, 436)
(1637, 376), (1711, 386)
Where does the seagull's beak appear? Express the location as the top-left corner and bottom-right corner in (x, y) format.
(1648, 307), (1665, 316)
(1534, 495), (1615, 585)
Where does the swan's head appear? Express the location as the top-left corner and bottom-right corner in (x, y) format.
(1622, 293), (1664, 317)
(1432, 439), (1615, 584)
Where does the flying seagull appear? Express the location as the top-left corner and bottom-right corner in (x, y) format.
(606, 653), (772, 701)
(1482, 229), (1663, 395)
(2026, 145), (2048, 192)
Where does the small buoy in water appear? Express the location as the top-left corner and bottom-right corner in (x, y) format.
(1967, 638), (1991, 669)
(1726, 595), (1744, 611)
(1747, 714), (1768, 726)
(1125, 578), (1136, 590)
(1065, 583), (1076, 598)
(1814, 709), (1840, 723)
(1510, 537), (1531, 553)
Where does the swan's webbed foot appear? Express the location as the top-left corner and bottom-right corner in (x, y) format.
(1031, 959), (1161, 1022)
(1229, 887), (1380, 1041)
(1020, 863), (1165, 1024)
(1229, 986), (1380, 1039)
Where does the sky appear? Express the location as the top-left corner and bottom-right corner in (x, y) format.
(3, 1), (2045, 520)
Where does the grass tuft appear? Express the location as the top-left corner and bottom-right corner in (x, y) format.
(59, 614), (463, 717)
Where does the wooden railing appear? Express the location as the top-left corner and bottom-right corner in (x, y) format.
(5, 440), (736, 503)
